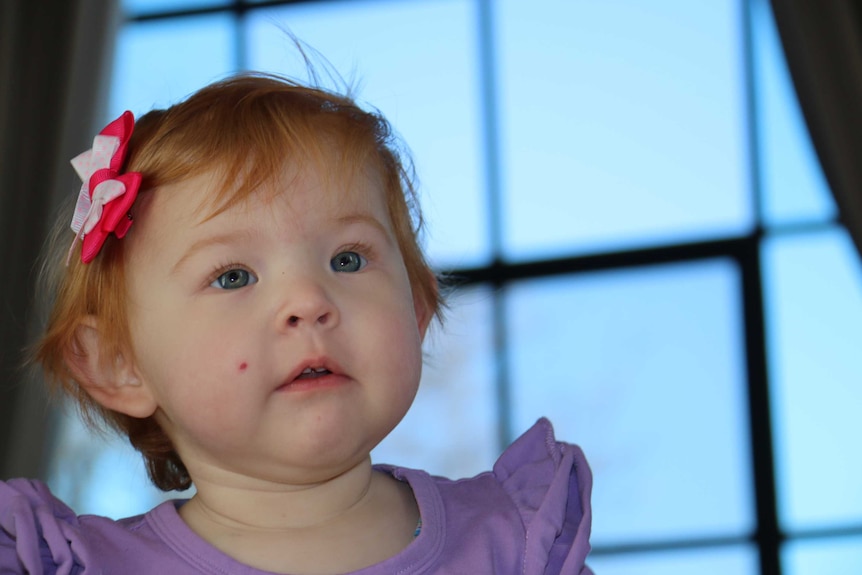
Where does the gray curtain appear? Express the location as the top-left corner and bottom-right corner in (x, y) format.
(0, 0), (118, 479)
(770, 0), (862, 258)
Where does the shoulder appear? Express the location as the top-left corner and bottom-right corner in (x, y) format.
(0, 479), (194, 574)
(430, 418), (592, 525)
(1, 478), (82, 573)
(492, 418), (593, 573)
(492, 417), (592, 519)
(391, 418), (594, 574)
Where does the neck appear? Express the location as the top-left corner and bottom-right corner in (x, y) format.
(176, 458), (420, 574)
(181, 456), (376, 532)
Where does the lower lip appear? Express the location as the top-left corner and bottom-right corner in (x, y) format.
(276, 373), (349, 393)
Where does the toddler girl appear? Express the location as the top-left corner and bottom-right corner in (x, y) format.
(1, 72), (593, 574)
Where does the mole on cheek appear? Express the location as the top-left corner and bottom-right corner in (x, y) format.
(238, 362), (248, 372)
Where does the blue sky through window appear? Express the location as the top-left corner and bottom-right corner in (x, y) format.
(45, 1), (862, 573)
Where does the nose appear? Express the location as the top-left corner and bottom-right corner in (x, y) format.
(276, 277), (339, 331)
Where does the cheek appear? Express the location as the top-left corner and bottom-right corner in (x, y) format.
(376, 304), (425, 378)
(131, 313), (257, 409)
(153, 354), (259, 444)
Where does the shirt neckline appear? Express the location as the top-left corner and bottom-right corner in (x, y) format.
(144, 466), (445, 575)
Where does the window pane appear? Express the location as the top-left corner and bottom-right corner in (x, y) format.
(497, 0), (751, 259)
(110, 15), (237, 120)
(751, 0), (836, 225)
(506, 260), (753, 544)
(762, 228), (862, 530)
(589, 545), (759, 575)
(246, 0), (488, 268)
(783, 536), (862, 575)
(373, 287), (497, 478)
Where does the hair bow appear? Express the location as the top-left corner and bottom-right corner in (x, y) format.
(68, 111), (142, 264)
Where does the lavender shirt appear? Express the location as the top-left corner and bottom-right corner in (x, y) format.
(1, 419), (593, 574)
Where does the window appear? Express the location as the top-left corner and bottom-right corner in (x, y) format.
(46, 1), (862, 573)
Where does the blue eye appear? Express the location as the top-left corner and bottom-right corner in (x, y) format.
(330, 251), (366, 273)
(211, 268), (257, 289)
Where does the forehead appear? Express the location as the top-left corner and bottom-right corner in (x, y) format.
(135, 158), (390, 238)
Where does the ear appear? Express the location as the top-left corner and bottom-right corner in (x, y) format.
(64, 316), (158, 419)
(414, 271), (438, 341)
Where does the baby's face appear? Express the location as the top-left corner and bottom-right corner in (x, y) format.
(122, 162), (430, 485)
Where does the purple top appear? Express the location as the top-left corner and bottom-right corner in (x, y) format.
(1, 418), (593, 574)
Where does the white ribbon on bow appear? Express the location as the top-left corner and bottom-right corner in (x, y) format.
(69, 133), (127, 236)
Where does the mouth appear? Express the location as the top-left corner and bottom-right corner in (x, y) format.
(296, 366), (332, 380)
(277, 358), (345, 392)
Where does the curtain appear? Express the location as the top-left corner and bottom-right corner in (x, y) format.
(0, 0), (118, 479)
(770, 0), (862, 258)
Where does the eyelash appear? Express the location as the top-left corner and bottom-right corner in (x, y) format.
(337, 241), (375, 261)
(206, 261), (251, 285)
(202, 241), (375, 285)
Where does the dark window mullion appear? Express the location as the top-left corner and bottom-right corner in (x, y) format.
(235, 0), (246, 71)
(739, 237), (782, 575)
(741, 0), (782, 573)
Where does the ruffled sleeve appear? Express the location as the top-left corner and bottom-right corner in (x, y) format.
(0, 479), (85, 575)
(493, 418), (594, 575)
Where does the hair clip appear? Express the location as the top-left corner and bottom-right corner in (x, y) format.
(67, 111), (142, 264)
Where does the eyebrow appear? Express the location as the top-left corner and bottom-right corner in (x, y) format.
(170, 213), (393, 274)
(336, 213), (394, 243)
(171, 230), (255, 275)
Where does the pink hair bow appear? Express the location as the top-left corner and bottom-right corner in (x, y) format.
(68, 111), (142, 264)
